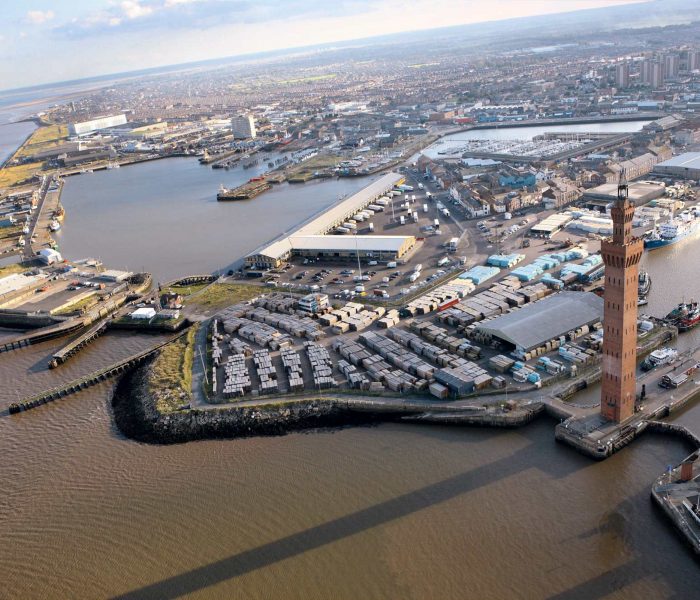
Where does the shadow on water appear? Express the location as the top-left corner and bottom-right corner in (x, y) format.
(112, 439), (589, 599)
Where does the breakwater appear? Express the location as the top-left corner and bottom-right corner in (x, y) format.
(112, 364), (384, 444)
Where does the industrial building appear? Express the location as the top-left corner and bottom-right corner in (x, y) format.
(528, 213), (573, 238)
(69, 114), (127, 136)
(583, 181), (666, 209)
(298, 293), (330, 314)
(474, 291), (603, 352)
(245, 172), (410, 269)
(653, 153), (700, 180)
(231, 114), (257, 139)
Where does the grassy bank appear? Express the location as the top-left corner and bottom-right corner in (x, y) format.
(149, 325), (198, 413)
(0, 225), (22, 241)
(0, 261), (35, 277)
(16, 124), (68, 159)
(183, 283), (263, 311)
(0, 162), (44, 188)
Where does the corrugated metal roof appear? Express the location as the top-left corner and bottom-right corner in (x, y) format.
(475, 291), (603, 351)
(249, 172), (404, 260)
(288, 235), (413, 252)
(657, 153), (700, 170)
(295, 172), (403, 236)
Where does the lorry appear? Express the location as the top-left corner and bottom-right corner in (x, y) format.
(399, 215), (405, 225)
(441, 208), (451, 218)
(387, 261), (397, 268)
(423, 203), (428, 213)
(434, 219), (440, 228)
(447, 237), (459, 251)
(437, 256), (450, 267)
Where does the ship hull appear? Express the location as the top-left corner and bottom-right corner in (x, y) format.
(644, 224), (700, 250)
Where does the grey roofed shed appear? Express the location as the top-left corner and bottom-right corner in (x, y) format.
(474, 291), (603, 351)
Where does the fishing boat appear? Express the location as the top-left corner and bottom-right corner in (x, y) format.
(666, 300), (700, 332)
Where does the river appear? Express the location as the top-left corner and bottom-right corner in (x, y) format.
(2, 121), (700, 598)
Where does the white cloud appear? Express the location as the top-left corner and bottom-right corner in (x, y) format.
(120, 1), (154, 20)
(25, 9), (55, 25)
(164, 0), (200, 6)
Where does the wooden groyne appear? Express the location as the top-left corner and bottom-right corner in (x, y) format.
(8, 330), (190, 415)
(0, 319), (86, 354)
(49, 320), (108, 368)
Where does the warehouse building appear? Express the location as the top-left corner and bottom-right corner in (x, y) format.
(474, 291), (603, 352)
(653, 153), (700, 180)
(583, 181), (665, 210)
(528, 213), (573, 238)
(69, 114), (127, 136)
(245, 172), (407, 269)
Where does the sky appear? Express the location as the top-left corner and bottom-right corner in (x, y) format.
(0, 0), (650, 91)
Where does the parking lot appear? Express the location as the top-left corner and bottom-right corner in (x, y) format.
(264, 182), (470, 301)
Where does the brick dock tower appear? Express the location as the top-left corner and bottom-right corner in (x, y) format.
(600, 172), (643, 423)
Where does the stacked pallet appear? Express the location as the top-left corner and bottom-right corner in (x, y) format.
(401, 279), (475, 317)
(228, 337), (252, 356)
(253, 293), (298, 314)
(436, 280), (551, 328)
(230, 319), (292, 350)
(337, 359), (370, 390)
(359, 331), (435, 380)
(245, 307), (324, 340)
(304, 342), (335, 389)
(222, 354), (252, 398)
(280, 348), (304, 392)
(322, 302), (363, 328)
(386, 328), (463, 370)
(330, 339), (373, 366)
(511, 362), (541, 384)
(360, 353), (425, 392)
(253, 349), (279, 394)
(377, 309), (400, 329)
(330, 340), (423, 392)
(435, 362), (492, 395)
(344, 307), (386, 332)
(210, 320), (224, 367)
(558, 343), (596, 364)
(489, 354), (515, 373)
(217, 303), (253, 326)
(409, 321), (481, 360)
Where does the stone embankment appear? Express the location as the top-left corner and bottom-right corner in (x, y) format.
(112, 364), (383, 444)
